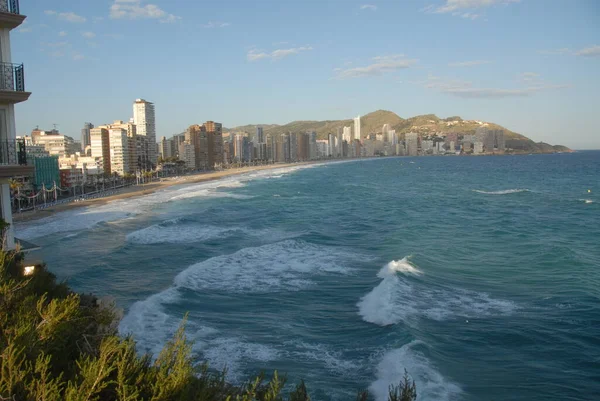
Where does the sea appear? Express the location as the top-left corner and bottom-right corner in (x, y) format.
(18, 151), (600, 401)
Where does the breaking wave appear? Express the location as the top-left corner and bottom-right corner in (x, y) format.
(174, 240), (357, 293)
(473, 189), (530, 195)
(358, 258), (515, 326)
(370, 341), (461, 401)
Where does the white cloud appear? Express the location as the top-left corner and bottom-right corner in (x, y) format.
(334, 56), (417, 79)
(448, 60), (491, 67)
(575, 45), (600, 57)
(247, 46), (313, 61)
(360, 4), (378, 11)
(109, 0), (180, 23)
(202, 21), (231, 28)
(45, 10), (87, 23)
(433, 0), (520, 13)
(82, 31), (96, 39)
(58, 31), (68, 37)
(417, 74), (567, 98)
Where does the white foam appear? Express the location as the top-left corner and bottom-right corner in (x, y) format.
(378, 257), (422, 277)
(198, 337), (279, 382)
(580, 199), (594, 204)
(174, 240), (356, 293)
(286, 341), (358, 375)
(15, 164), (321, 240)
(126, 220), (232, 245)
(370, 341), (461, 401)
(473, 189), (529, 195)
(358, 259), (515, 326)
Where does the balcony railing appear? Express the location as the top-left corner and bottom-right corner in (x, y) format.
(0, 138), (27, 165)
(0, 0), (20, 15)
(0, 62), (25, 92)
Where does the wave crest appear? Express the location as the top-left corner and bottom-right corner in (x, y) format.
(358, 258), (515, 326)
(370, 341), (461, 401)
(473, 189), (530, 195)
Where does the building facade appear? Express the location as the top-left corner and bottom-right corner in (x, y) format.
(90, 128), (110, 175)
(81, 122), (93, 152)
(133, 99), (156, 164)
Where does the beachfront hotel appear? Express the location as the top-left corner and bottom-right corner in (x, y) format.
(0, 0), (32, 249)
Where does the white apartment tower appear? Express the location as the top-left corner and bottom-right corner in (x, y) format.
(133, 99), (156, 164)
(0, 1), (33, 249)
(354, 115), (361, 142)
(342, 126), (352, 143)
(109, 128), (131, 175)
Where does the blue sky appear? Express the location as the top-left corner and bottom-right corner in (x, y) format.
(12, 0), (600, 149)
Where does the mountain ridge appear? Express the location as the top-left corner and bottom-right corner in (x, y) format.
(225, 110), (570, 153)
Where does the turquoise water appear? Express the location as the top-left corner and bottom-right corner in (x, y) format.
(20, 151), (600, 401)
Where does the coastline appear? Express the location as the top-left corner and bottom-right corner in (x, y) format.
(12, 162), (313, 223)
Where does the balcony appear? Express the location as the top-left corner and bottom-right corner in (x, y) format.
(0, 62), (30, 104)
(0, 138), (33, 178)
(0, 0), (25, 30)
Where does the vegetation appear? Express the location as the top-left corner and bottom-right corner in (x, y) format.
(0, 243), (417, 400)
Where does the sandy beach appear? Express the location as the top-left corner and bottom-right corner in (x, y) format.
(12, 162), (307, 223)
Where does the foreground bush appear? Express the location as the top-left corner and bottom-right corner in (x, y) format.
(0, 249), (417, 400)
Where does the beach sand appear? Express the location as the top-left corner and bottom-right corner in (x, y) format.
(13, 163), (305, 223)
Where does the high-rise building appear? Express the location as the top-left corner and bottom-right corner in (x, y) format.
(81, 122), (94, 152)
(337, 128), (344, 157)
(406, 132), (419, 156)
(297, 133), (309, 161)
(178, 141), (196, 169)
(354, 115), (361, 142)
(389, 130), (398, 146)
(109, 128), (131, 175)
(205, 121), (223, 168)
(328, 134), (336, 157)
(289, 133), (298, 162)
(476, 127), (495, 153)
(133, 99), (156, 164)
(308, 131), (317, 160)
(159, 136), (173, 160)
(256, 126), (264, 144)
(342, 126), (352, 143)
(90, 128), (111, 174)
(382, 124), (391, 142)
(316, 140), (329, 158)
(233, 134), (245, 162)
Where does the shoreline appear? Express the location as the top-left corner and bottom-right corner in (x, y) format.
(12, 151), (574, 224)
(13, 162), (314, 223)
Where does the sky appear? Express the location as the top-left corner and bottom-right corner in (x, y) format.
(11, 0), (600, 149)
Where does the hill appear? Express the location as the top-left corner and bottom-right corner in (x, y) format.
(227, 110), (570, 153)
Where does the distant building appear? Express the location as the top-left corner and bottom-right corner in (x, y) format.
(109, 128), (132, 175)
(33, 156), (60, 190)
(159, 136), (173, 159)
(316, 140), (328, 158)
(354, 116), (361, 142)
(342, 126), (352, 143)
(133, 99), (156, 164)
(406, 132), (418, 156)
(34, 131), (78, 156)
(309, 131), (317, 160)
(90, 128), (110, 174)
(389, 130), (398, 146)
(289, 133), (298, 162)
(178, 141), (196, 169)
(476, 127), (495, 153)
(382, 124), (390, 142)
(81, 122), (94, 151)
(256, 126), (264, 144)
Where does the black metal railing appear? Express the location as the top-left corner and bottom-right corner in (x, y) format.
(0, 0), (20, 15)
(0, 138), (27, 165)
(0, 62), (25, 92)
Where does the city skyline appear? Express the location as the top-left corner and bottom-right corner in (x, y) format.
(11, 0), (600, 149)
